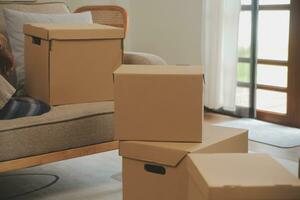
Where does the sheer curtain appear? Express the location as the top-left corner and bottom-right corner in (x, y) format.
(201, 0), (241, 111)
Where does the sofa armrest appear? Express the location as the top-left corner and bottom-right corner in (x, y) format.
(123, 51), (167, 65)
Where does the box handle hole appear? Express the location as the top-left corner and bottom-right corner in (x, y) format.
(32, 37), (41, 46)
(144, 164), (166, 175)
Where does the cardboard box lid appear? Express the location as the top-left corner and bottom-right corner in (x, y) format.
(114, 65), (204, 76)
(119, 124), (247, 167)
(23, 23), (124, 40)
(187, 153), (300, 200)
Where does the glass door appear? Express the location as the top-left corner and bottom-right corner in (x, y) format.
(256, 0), (290, 123)
(237, 0), (291, 125)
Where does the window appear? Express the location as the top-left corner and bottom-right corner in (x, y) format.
(237, 0), (290, 118)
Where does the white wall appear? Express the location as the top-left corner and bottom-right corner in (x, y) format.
(66, 0), (202, 65)
(65, 0), (130, 46)
(66, 0), (115, 11)
(125, 0), (202, 65)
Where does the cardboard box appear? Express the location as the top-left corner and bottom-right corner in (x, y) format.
(120, 124), (248, 200)
(187, 153), (300, 200)
(114, 65), (204, 142)
(24, 23), (124, 105)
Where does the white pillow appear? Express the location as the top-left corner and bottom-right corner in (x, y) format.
(3, 9), (93, 91)
(0, 75), (15, 109)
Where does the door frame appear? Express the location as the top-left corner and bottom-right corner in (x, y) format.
(238, 0), (296, 126)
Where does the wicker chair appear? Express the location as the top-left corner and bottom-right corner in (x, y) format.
(75, 5), (167, 65)
(75, 5), (128, 35)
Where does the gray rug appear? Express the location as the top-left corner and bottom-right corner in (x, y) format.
(0, 150), (122, 200)
(219, 118), (300, 148)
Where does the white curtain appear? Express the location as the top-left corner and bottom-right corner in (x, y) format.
(201, 0), (241, 111)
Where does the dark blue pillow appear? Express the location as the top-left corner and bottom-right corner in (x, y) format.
(0, 97), (50, 120)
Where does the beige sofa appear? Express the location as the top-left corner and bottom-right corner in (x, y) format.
(0, 1), (166, 173)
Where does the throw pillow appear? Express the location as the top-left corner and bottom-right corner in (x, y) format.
(0, 74), (15, 109)
(3, 9), (93, 93)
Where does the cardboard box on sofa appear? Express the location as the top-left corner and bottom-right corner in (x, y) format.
(187, 153), (300, 200)
(24, 23), (124, 105)
(114, 65), (204, 142)
(120, 124), (248, 200)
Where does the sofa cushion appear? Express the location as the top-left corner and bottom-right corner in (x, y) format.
(123, 52), (168, 65)
(0, 101), (115, 162)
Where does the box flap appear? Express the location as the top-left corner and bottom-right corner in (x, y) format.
(24, 23), (124, 40)
(120, 141), (191, 167)
(119, 124), (248, 167)
(114, 65), (203, 76)
(187, 153), (300, 200)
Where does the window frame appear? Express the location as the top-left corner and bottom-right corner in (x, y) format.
(237, 0), (291, 118)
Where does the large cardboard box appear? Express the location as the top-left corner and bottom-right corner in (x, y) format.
(187, 153), (300, 200)
(24, 23), (124, 105)
(114, 65), (204, 142)
(120, 124), (248, 200)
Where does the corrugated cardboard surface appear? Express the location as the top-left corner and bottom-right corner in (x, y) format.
(120, 124), (248, 167)
(24, 23), (124, 40)
(24, 23), (123, 105)
(25, 35), (50, 102)
(187, 154), (300, 200)
(115, 65), (204, 75)
(114, 65), (204, 142)
(120, 125), (248, 200)
(123, 157), (188, 200)
(49, 39), (122, 105)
